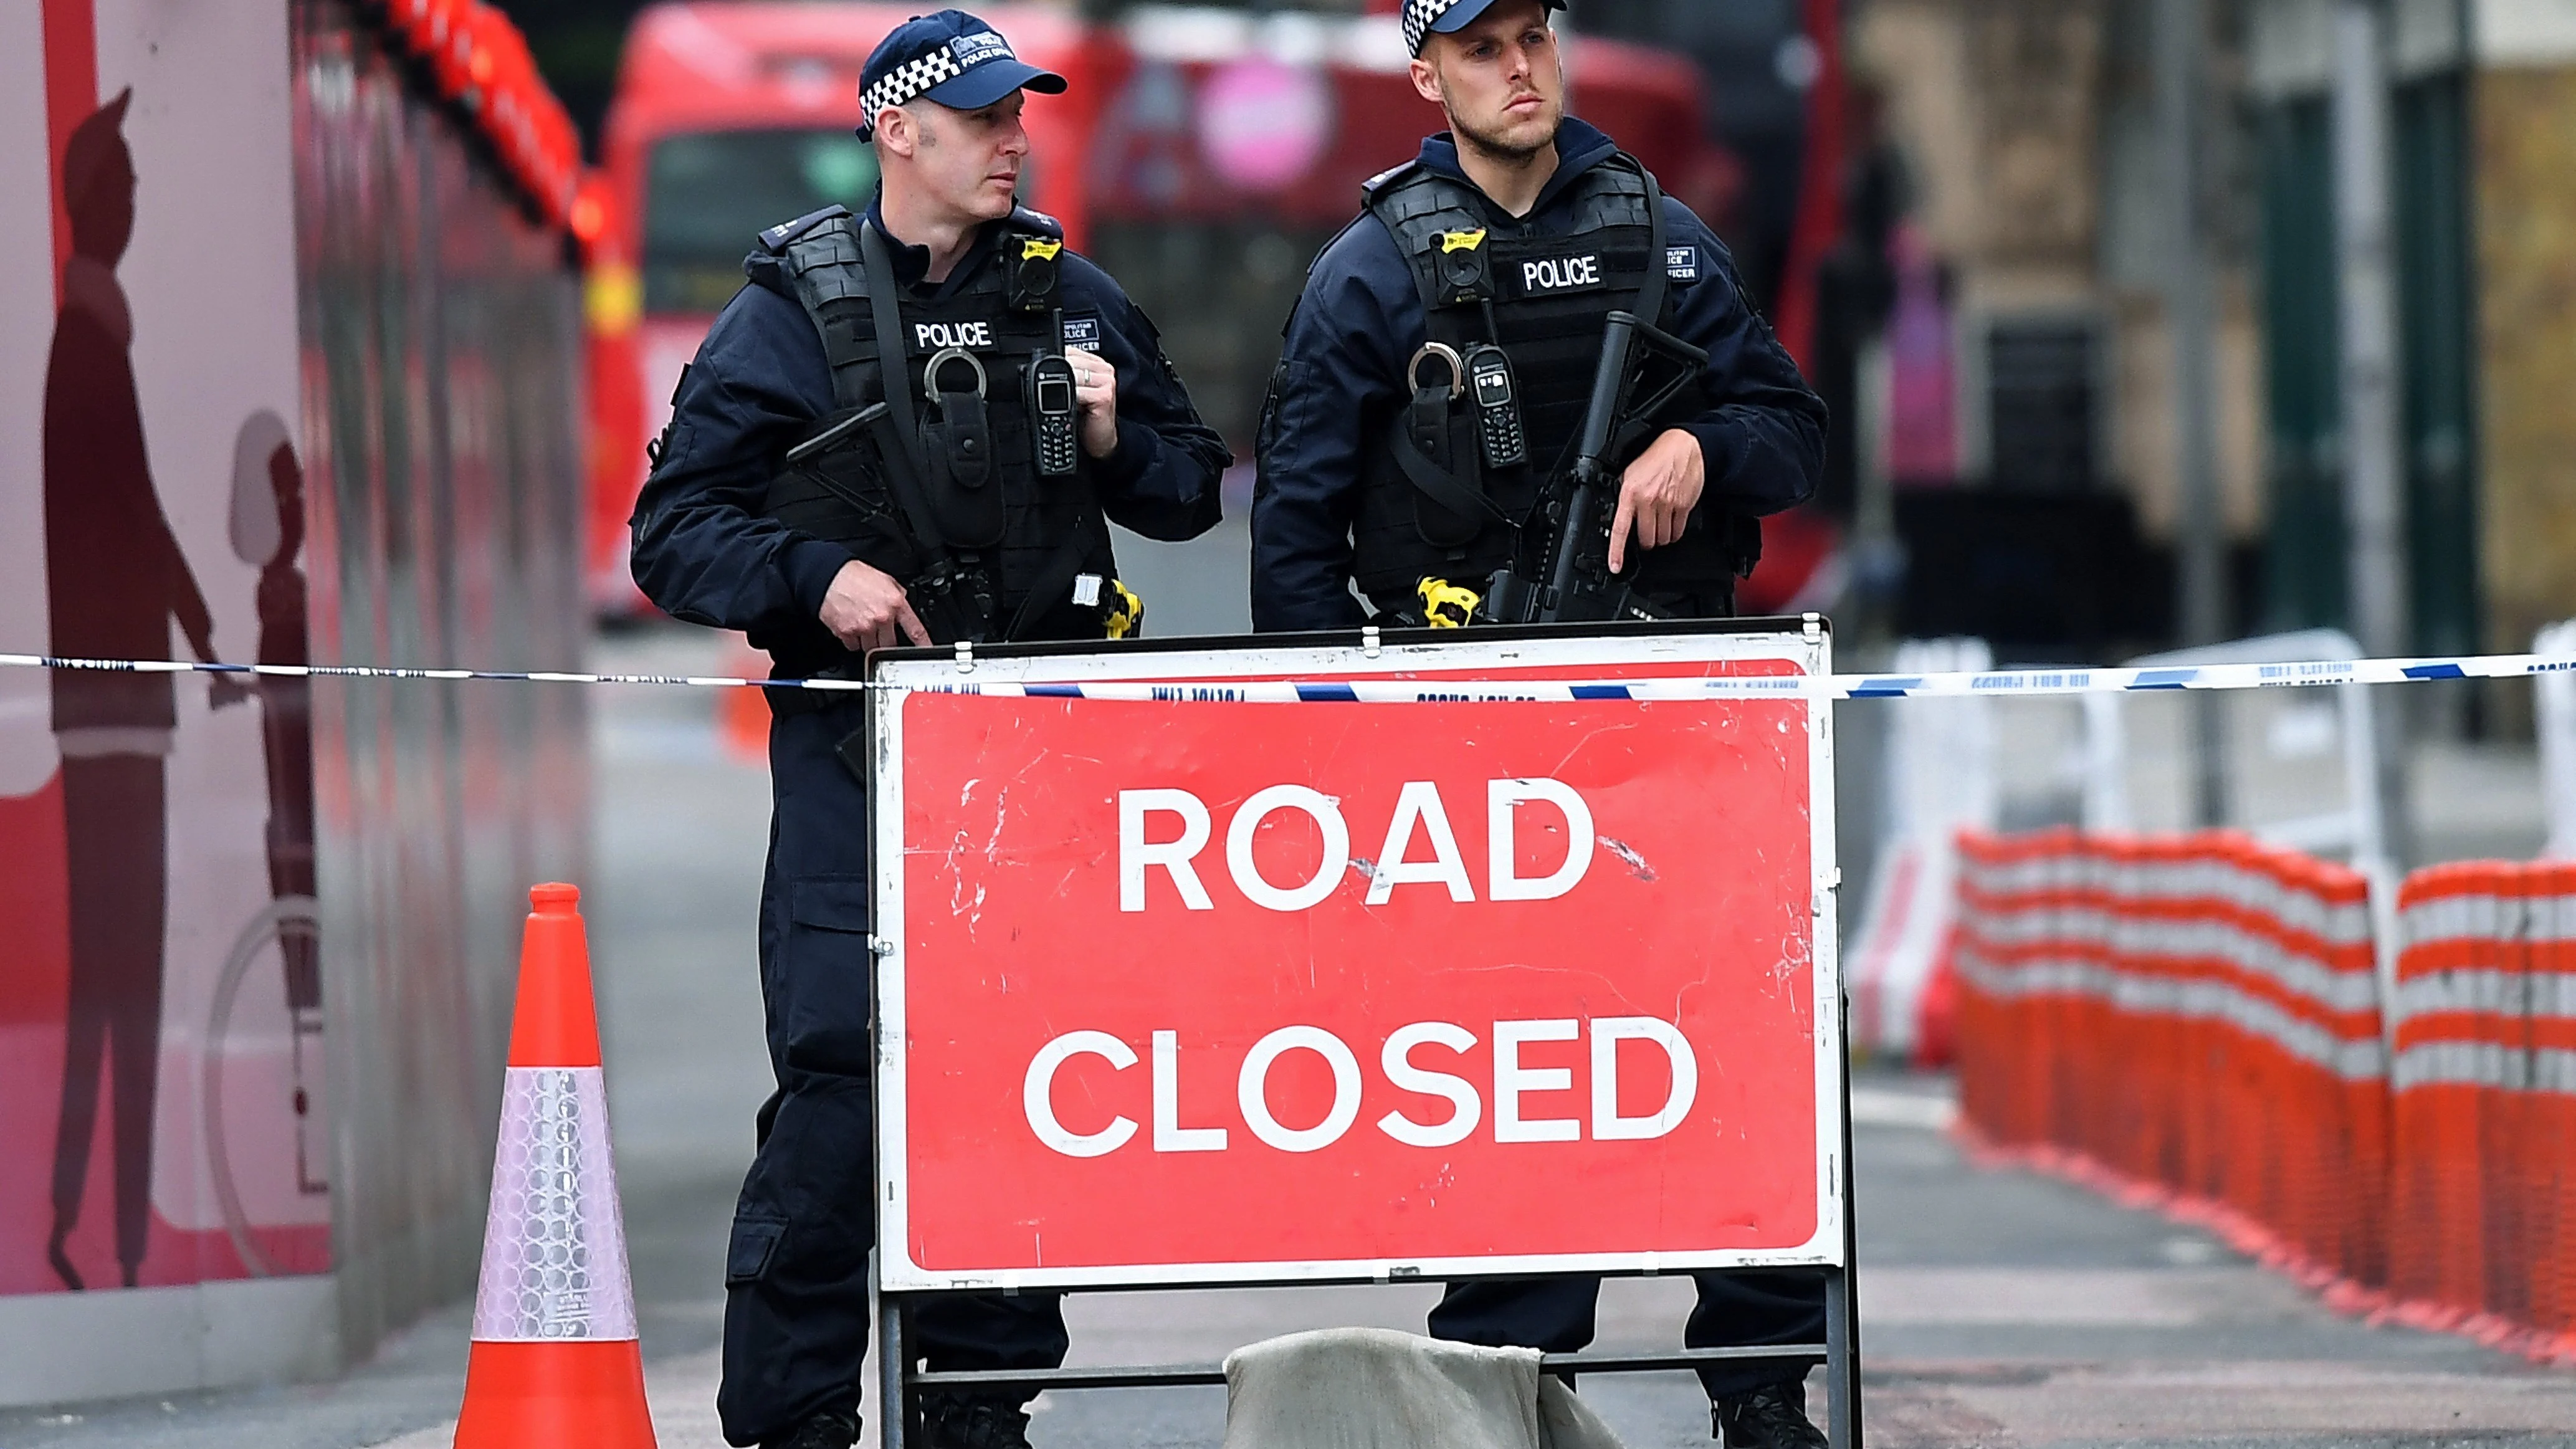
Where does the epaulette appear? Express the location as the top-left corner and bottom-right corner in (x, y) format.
(756, 204), (853, 255)
(1006, 203), (1066, 241)
(1361, 160), (1423, 200)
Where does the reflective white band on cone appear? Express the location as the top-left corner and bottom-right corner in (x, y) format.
(471, 1066), (639, 1342)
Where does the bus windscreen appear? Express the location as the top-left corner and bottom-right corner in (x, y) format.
(643, 128), (880, 313)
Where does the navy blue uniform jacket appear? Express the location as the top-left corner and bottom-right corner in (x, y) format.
(1250, 120), (1826, 633)
(629, 199), (1231, 655)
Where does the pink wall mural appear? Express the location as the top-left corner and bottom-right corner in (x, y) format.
(3, 0), (330, 1301)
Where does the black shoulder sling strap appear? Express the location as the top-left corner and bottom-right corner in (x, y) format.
(1393, 418), (1515, 527)
(1633, 164), (1672, 333)
(857, 222), (939, 528)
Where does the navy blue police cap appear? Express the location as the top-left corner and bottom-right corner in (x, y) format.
(1401, 0), (1567, 57)
(857, 10), (1067, 140)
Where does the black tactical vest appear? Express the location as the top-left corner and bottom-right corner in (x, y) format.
(1349, 153), (1756, 619)
(758, 204), (1122, 660)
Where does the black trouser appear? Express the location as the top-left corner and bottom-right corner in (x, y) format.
(1429, 1271), (1825, 1401)
(718, 704), (1067, 1448)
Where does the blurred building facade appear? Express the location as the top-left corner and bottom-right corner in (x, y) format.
(1854, 0), (2258, 651)
(1854, 0), (2576, 672)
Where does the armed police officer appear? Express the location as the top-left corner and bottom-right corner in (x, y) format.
(630, 12), (1229, 1449)
(1249, 1), (1829, 1445)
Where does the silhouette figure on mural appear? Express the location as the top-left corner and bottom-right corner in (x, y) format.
(228, 413), (322, 1096)
(42, 88), (242, 1293)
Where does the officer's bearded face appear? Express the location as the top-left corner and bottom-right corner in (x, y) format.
(1417, 4), (1565, 163)
(883, 92), (1031, 226)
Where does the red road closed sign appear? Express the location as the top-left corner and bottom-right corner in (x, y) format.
(870, 627), (1843, 1290)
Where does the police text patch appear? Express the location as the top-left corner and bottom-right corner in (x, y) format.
(1666, 246), (1701, 283)
(1061, 315), (1104, 353)
(1519, 254), (1605, 294)
(915, 320), (993, 350)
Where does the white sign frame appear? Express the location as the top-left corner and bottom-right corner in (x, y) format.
(868, 622), (1844, 1293)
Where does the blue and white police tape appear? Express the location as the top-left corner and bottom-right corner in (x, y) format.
(5, 648), (2572, 702)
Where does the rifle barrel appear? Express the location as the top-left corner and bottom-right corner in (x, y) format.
(1577, 312), (1643, 470)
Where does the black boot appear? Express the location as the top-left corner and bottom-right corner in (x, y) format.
(763, 1407), (859, 1449)
(919, 1392), (1034, 1449)
(1712, 1379), (1827, 1449)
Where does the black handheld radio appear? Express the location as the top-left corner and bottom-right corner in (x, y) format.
(1029, 353), (1080, 478)
(1463, 344), (1527, 470)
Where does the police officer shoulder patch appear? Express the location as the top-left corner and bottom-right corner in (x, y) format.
(758, 204), (852, 254)
(1666, 246), (1702, 284)
(1362, 160), (1423, 199)
(1009, 204), (1066, 239)
(1061, 315), (1104, 353)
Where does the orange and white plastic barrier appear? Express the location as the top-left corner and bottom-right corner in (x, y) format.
(1955, 833), (2576, 1360)
(2380, 861), (2576, 1357)
(1953, 831), (2390, 1303)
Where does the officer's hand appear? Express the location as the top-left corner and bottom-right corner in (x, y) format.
(820, 560), (932, 653)
(1072, 353), (1120, 460)
(1608, 428), (1706, 575)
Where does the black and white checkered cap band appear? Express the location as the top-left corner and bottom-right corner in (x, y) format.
(1400, 0), (1458, 55)
(862, 46), (965, 122)
(1401, 0), (1556, 55)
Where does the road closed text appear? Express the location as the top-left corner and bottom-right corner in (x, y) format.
(1021, 1018), (1699, 1158)
(1119, 779), (1597, 913)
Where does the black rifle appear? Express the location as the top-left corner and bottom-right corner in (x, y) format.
(783, 401), (993, 646)
(1479, 310), (1710, 625)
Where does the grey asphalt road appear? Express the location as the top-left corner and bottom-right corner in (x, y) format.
(6, 621), (2574, 1449)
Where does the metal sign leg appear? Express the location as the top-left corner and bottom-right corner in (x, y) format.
(1824, 1267), (1859, 1449)
(880, 1291), (909, 1449)
(1828, 980), (1865, 1449)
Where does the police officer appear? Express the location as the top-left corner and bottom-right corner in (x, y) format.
(1249, 2), (1829, 1445)
(629, 12), (1230, 1449)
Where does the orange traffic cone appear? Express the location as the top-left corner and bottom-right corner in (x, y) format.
(454, 884), (658, 1448)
